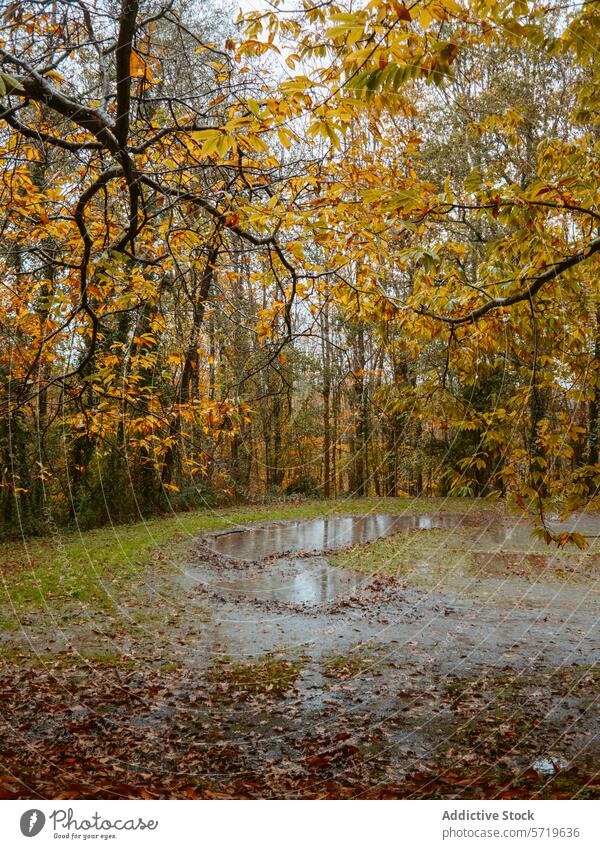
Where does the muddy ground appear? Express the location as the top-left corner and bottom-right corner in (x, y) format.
(0, 504), (598, 798)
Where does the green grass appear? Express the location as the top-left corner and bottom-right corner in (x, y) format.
(331, 528), (468, 579)
(0, 497), (480, 628)
(0, 646), (141, 668)
(208, 653), (304, 696)
(322, 650), (381, 679)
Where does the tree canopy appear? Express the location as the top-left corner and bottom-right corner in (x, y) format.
(1, 0), (599, 542)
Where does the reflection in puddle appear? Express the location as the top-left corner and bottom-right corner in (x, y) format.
(191, 513), (467, 606)
(201, 558), (364, 605)
(531, 755), (569, 775)
(208, 513), (461, 562)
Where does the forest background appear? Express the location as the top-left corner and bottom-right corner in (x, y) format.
(1, 0), (599, 545)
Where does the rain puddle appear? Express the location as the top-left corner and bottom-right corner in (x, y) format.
(189, 513), (462, 606)
(207, 513), (461, 562)
(531, 755), (569, 775)
(197, 557), (364, 605)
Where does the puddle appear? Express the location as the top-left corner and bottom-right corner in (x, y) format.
(191, 514), (464, 607)
(187, 510), (600, 611)
(207, 513), (461, 562)
(531, 755), (569, 775)
(197, 557), (364, 605)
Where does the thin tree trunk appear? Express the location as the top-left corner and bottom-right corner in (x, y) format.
(588, 306), (600, 471)
(322, 297), (332, 497)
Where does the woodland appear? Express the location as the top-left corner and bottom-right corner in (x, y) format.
(0, 0), (599, 537)
(0, 0), (599, 801)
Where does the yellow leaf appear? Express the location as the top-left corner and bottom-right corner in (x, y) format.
(130, 50), (153, 81)
(278, 128), (291, 149)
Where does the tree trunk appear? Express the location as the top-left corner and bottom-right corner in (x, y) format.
(321, 298), (332, 497)
(588, 305), (600, 469)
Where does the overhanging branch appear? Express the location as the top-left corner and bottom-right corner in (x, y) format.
(419, 235), (600, 326)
